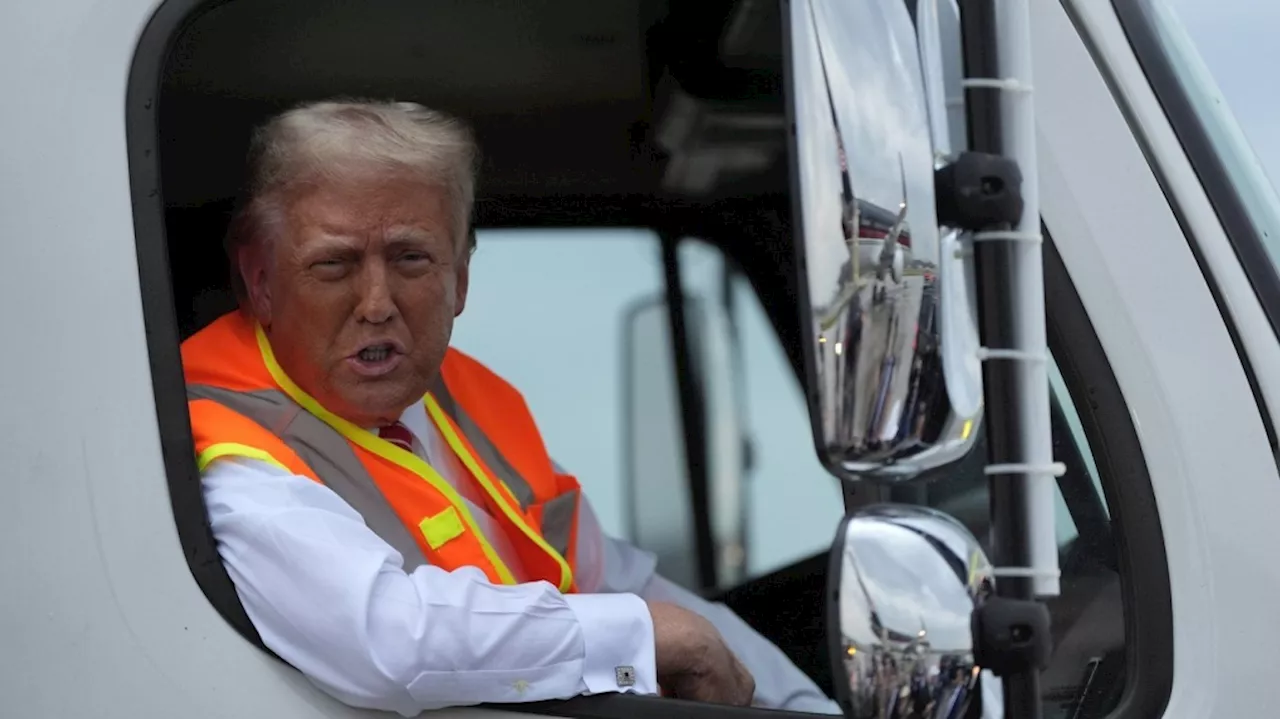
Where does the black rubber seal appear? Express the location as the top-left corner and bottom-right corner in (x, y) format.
(125, 0), (273, 655)
(1043, 232), (1174, 719)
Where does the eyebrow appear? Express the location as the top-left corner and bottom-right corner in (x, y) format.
(385, 226), (436, 244)
(303, 233), (364, 255)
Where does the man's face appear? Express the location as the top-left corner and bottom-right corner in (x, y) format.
(243, 173), (468, 428)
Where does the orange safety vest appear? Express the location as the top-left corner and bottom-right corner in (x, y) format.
(181, 310), (580, 592)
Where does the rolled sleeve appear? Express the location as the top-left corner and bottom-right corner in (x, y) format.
(563, 592), (659, 696)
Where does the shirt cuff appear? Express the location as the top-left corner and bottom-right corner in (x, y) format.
(563, 592), (658, 697)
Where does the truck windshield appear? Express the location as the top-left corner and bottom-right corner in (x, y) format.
(1151, 0), (1280, 269)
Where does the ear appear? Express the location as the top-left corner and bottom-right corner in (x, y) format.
(239, 244), (274, 327)
(453, 252), (470, 318)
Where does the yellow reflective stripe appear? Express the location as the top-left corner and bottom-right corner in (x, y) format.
(425, 394), (574, 593)
(197, 442), (290, 473)
(419, 507), (466, 550)
(253, 323), (518, 586)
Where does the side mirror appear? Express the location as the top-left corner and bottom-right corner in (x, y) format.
(620, 290), (747, 592)
(827, 504), (996, 718)
(786, 0), (984, 482)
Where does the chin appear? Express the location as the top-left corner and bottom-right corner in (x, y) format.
(344, 388), (418, 421)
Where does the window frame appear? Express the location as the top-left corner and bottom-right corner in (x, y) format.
(126, 0), (270, 656)
(660, 233), (722, 592)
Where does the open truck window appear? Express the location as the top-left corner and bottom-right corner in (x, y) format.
(127, 0), (843, 716)
(125, 0), (1171, 717)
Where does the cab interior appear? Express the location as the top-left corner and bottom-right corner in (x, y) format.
(148, 0), (1126, 713)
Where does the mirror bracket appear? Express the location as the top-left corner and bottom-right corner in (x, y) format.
(934, 151), (1025, 230)
(972, 594), (1054, 677)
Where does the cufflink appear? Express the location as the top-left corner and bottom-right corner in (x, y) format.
(615, 666), (636, 688)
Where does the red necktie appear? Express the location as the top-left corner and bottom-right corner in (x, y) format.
(378, 422), (415, 453)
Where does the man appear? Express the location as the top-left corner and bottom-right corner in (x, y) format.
(183, 99), (841, 717)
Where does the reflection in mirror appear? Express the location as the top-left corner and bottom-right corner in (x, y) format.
(912, 0), (984, 440)
(788, 0), (983, 482)
(828, 504), (995, 718)
(913, 0), (969, 156)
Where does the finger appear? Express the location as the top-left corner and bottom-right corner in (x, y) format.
(730, 656), (756, 706)
(669, 671), (739, 706)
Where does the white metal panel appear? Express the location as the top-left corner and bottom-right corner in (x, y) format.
(0, 1), (547, 717)
(1074, 0), (1280, 467)
(1038, 1), (1280, 716)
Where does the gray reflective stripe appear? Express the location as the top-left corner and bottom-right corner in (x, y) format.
(188, 384), (430, 572)
(541, 489), (578, 558)
(187, 385), (301, 436)
(429, 377), (536, 509)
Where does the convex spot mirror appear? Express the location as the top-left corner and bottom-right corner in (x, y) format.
(826, 504), (998, 718)
(786, 0), (983, 482)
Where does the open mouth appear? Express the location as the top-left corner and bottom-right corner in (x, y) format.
(357, 343), (395, 363)
(348, 342), (404, 377)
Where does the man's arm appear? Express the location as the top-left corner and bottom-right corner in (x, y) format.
(571, 490), (842, 715)
(202, 456), (658, 716)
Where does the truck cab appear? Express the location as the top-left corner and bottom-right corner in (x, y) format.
(3, 0), (1279, 718)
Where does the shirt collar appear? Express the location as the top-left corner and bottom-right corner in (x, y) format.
(364, 398), (432, 448)
(398, 398), (432, 447)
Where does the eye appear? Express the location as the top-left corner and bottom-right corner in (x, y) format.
(309, 257), (350, 278)
(396, 250), (433, 266)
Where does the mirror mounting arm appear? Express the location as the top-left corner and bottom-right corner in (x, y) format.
(972, 594), (1053, 677)
(934, 151), (1025, 231)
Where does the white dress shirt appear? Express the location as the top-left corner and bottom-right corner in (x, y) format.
(201, 399), (842, 716)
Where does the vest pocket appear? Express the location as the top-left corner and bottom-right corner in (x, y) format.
(418, 506), (466, 550)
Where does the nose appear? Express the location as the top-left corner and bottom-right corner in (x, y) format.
(355, 259), (397, 325)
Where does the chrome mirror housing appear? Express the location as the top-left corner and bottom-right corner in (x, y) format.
(786, 0), (984, 483)
(826, 504), (996, 718)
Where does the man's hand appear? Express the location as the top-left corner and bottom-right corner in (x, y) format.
(646, 600), (756, 706)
